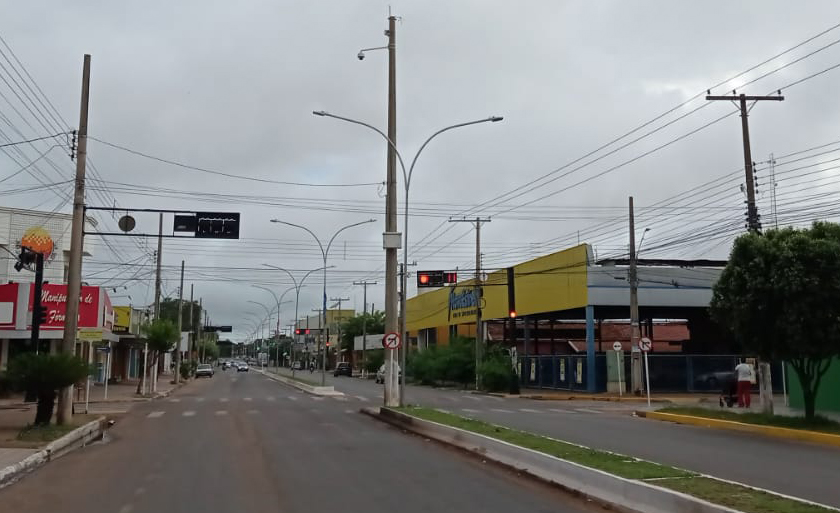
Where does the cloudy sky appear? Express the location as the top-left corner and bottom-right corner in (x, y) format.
(3, 1), (840, 342)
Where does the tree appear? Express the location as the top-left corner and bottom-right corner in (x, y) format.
(136, 319), (179, 394)
(197, 338), (219, 361)
(158, 298), (202, 333)
(340, 310), (385, 366)
(711, 222), (840, 419)
(7, 353), (90, 425)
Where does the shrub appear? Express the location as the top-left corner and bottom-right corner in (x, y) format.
(7, 353), (91, 425)
(179, 360), (197, 380)
(365, 349), (385, 374)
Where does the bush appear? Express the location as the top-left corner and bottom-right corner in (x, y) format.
(478, 359), (512, 392)
(179, 360), (197, 380)
(7, 353), (91, 425)
(405, 336), (476, 388)
(0, 372), (15, 398)
(365, 349), (385, 374)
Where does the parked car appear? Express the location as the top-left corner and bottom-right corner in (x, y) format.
(195, 364), (214, 378)
(333, 362), (352, 377)
(237, 362), (249, 372)
(291, 361), (303, 370)
(375, 363), (401, 384)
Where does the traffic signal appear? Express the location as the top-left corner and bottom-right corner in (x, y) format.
(417, 271), (457, 288)
(34, 305), (48, 325)
(295, 329), (310, 335)
(506, 267), (516, 318)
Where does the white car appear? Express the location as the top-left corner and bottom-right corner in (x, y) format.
(375, 363), (401, 384)
(236, 362), (249, 372)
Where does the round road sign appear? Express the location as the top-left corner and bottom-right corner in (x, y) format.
(639, 337), (652, 352)
(612, 341), (622, 352)
(382, 332), (401, 349)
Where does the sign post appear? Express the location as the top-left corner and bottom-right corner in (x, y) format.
(612, 341), (623, 397)
(639, 337), (652, 407)
(382, 332), (401, 401)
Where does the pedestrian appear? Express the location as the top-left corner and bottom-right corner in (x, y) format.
(734, 359), (754, 408)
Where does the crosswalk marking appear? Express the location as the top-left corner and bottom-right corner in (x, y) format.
(312, 396), (325, 401)
(147, 411), (165, 418)
(247, 409), (260, 415)
(519, 408), (542, 413)
(549, 408), (576, 414)
(490, 408), (514, 413)
(220, 398), (229, 402)
(574, 408), (603, 414)
(167, 398), (180, 403)
(485, 395), (505, 402)
(182, 410), (196, 417)
(333, 396), (348, 401)
(462, 395), (482, 401)
(354, 395), (369, 402)
(215, 410), (228, 416)
(196, 397), (205, 402)
(287, 396), (298, 401)
(243, 397), (253, 402)
(266, 396), (276, 401)
(344, 409), (355, 414)
(461, 408), (480, 413)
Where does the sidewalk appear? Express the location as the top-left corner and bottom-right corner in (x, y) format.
(0, 377), (178, 410)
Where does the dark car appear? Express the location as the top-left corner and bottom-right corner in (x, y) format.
(333, 362), (352, 377)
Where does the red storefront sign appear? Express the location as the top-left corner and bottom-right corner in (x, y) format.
(0, 282), (19, 329)
(27, 284), (102, 329)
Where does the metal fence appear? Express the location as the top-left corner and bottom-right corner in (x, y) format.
(518, 354), (786, 393)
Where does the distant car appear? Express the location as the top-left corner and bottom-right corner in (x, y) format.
(333, 362), (352, 377)
(375, 363), (401, 384)
(237, 362), (249, 372)
(291, 361), (303, 370)
(195, 364), (214, 378)
(694, 371), (735, 390)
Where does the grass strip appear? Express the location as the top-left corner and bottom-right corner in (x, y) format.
(659, 476), (834, 513)
(395, 406), (690, 480)
(395, 407), (836, 513)
(279, 372), (319, 387)
(17, 423), (77, 443)
(659, 407), (840, 435)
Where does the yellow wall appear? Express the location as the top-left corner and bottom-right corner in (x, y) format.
(113, 306), (131, 333)
(407, 244), (589, 331)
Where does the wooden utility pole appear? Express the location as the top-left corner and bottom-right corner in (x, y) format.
(153, 213), (163, 318)
(188, 284), (194, 362)
(330, 297), (350, 364)
(174, 260), (184, 384)
(58, 54), (91, 425)
(628, 197), (641, 394)
(354, 280), (377, 375)
(450, 217), (491, 390)
(707, 91), (784, 414)
(706, 92), (784, 232)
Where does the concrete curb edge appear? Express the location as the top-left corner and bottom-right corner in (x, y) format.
(363, 407), (749, 513)
(637, 410), (840, 448)
(0, 416), (106, 489)
(258, 369), (344, 397)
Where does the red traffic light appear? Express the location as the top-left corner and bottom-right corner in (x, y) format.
(419, 273), (430, 285)
(509, 310), (517, 318)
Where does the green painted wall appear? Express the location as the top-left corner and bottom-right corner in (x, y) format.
(787, 357), (840, 413)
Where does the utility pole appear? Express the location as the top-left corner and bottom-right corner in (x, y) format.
(381, 14), (400, 407)
(707, 91), (784, 414)
(174, 261), (184, 384)
(628, 197), (642, 395)
(58, 54), (91, 425)
(330, 297), (350, 364)
(354, 280), (376, 375)
(188, 284), (194, 363)
(197, 298), (203, 363)
(153, 213), (163, 318)
(449, 217), (491, 390)
(706, 92), (784, 232)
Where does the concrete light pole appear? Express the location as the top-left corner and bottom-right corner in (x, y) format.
(314, 111), (502, 404)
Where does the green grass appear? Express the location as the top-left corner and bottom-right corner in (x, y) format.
(659, 476), (834, 513)
(16, 423), (77, 443)
(395, 406), (690, 479)
(394, 407), (836, 513)
(659, 407), (840, 435)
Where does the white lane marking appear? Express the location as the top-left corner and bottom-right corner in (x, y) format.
(333, 396), (348, 401)
(574, 408), (603, 414)
(435, 408), (451, 414)
(549, 408), (576, 414)
(247, 409), (260, 415)
(266, 396), (276, 401)
(195, 397), (205, 402)
(462, 395), (482, 401)
(519, 408), (542, 413)
(312, 396), (325, 401)
(485, 395), (504, 401)
(182, 410), (196, 417)
(220, 398), (229, 403)
(167, 398), (180, 403)
(354, 395), (369, 402)
(490, 408), (514, 413)
(461, 408), (480, 413)
(215, 410), (228, 416)
(118, 505), (134, 513)
(344, 409), (355, 414)
(287, 396), (298, 401)
(243, 397), (253, 402)
(147, 411), (165, 418)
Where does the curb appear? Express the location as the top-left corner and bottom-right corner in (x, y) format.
(0, 417), (106, 489)
(523, 393), (669, 403)
(258, 370), (344, 397)
(363, 407), (740, 513)
(637, 411), (840, 448)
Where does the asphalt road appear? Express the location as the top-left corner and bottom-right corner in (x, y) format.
(312, 369), (840, 508)
(0, 370), (601, 513)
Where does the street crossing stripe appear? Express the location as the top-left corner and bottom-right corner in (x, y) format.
(354, 395), (369, 402)
(182, 411), (196, 417)
(266, 396), (275, 401)
(243, 397), (253, 401)
(519, 408), (542, 413)
(195, 397), (205, 402)
(549, 408), (576, 413)
(462, 395), (482, 401)
(220, 398), (229, 402)
(490, 408), (514, 413)
(147, 411), (165, 418)
(287, 396), (298, 401)
(168, 398), (180, 403)
(312, 397), (325, 401)
(574, 408), (603, 414)
(461, 408), (480, 413)
(247, 409), (260, 414)
(215, 410), (228, 416)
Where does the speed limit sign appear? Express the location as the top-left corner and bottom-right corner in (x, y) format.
(382, 332), (401, 349)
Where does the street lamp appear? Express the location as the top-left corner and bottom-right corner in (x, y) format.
(269, 219), (376, 385)
(253, 284), (296, 370)
(262, 264), (334, 378)
(313, 110), (503, 404)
